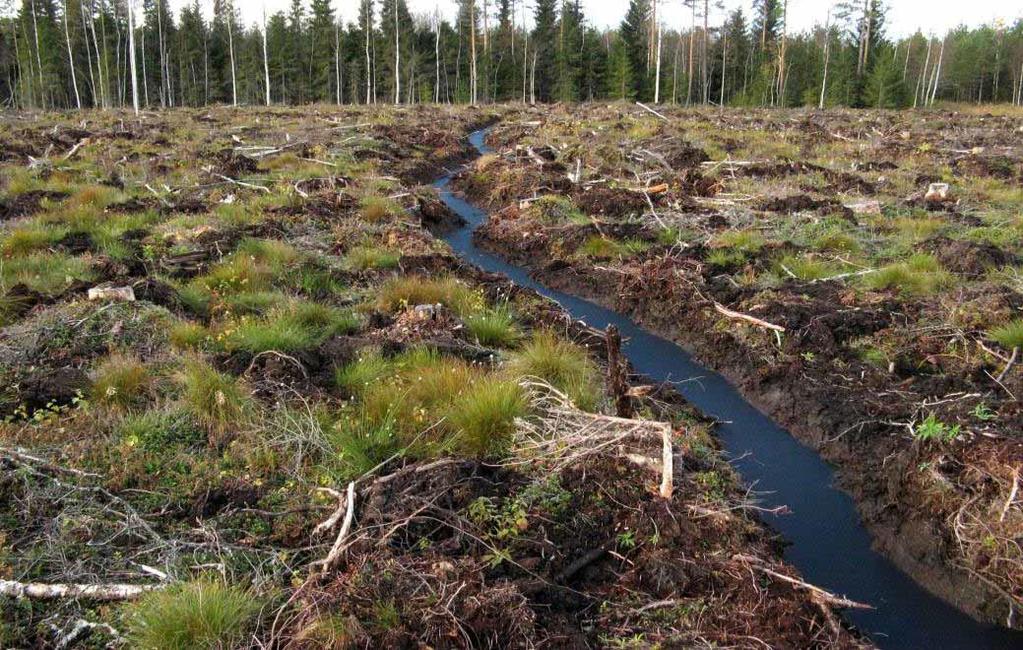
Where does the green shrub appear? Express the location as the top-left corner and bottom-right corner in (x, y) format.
(376, 276), (481, 316)
(178, 360), (251, 442)
(988, 318), (1023, 350)
(507, 332), (600, 410)
(120, 409), (203, 452)
(91, 353), (153, 410)
(124, 580), (260, 650)
(464, 306), (519, 347)
(913, 413), (961, 443)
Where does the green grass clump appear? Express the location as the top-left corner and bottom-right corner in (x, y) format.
(335, 349), (392, 397)
(328, 411), (402, 479)
(777, 255), (848, 281)
(178, 360), (251, 442)
(892, 216), (945, 242)
(464, 306), (519, 348)
(813, 229), (861, 253)
(577, 236), (650, 260)
(711, 229), (765, 253)
(988, 318), (1023, 350)
(0, 252), (96, 294)
(222, 291), (289, 315)
(345, 245), (400, 271)
(91, 353), (153, 410)
(124, 580), (260, 650)
(447, 377), (525, 457)
(507, 331), (600, 411)
(376, 276), (482, 316)
(863, 253), (952, 295)
(360, 196), (399, 223)
(225, 302), (359, 354)
(119, 409), (203, 452)
(534, 195), (587, 224)
(1, 221), (67, 256)
(197, 238), (301, 294)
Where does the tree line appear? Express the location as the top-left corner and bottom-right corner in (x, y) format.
(1, 0), (1022, 112)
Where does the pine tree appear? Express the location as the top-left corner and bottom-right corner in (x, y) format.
(531, 0), (556, 102)
(620, 0), (649, 100)
(308, 0), (334, 102)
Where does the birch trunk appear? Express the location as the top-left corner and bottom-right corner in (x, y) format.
(63, 0), (82, 109)
(365, 5), (371, 104)
(127, 0), (139, 115)
(929, 36), (945, 106)
(263, 6), (271, 105)
(394, 0), (400, 104)
(653, 21), (661, 104)
(227, 3), (237, 107)
(31, 0), (45, 108)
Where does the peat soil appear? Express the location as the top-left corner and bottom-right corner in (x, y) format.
(456, 107), (1023, 632)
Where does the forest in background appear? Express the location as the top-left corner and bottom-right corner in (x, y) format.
(1, 0), (1022, 112)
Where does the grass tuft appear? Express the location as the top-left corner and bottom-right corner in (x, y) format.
(91, 353), (153, 410)
(178, 360), (251, 444)
(507, 331), (600, 411)
(124, 580), (260, 650)
(464, 306), (519, 348)
(376, 276), (481, 316)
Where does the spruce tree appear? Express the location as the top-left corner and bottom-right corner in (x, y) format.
(620, 0), (649, 101)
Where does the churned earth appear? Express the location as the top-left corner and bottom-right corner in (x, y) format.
(0, 105), (869, 648)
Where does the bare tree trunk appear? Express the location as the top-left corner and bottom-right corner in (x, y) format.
(929, 36), (945, 106)
(902, 37), (912, 81)
(140, 20), (149, 106)
(530, 51), (536, 105)
(701, 0), (708, 103)
(31, 0), (46, 108)
(819, 19), (831, 110)
(63, 0), (82, 109)
(654, 21), (661, 104)
(394, 0), (400, 104)
(521, 10), (528, 103)
(435, 11), (440, 103)
(720, 28), (727, 107)
(469, 0), (477, 105)
(127, 0), (139, 115)
(914, 38), (932, 108)
(263, 5), (271, 105)
(156, 0), (168, 107)
(776, 0), (788, 104)
(335, 24), (341, 105)
(86, 0), (106, 108)
(365, 4), (371, 104)
(227, 2), (237, 106)
(686, 2), (695, 106)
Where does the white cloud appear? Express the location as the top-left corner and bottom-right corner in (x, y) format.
(187, 0), (1020, 38)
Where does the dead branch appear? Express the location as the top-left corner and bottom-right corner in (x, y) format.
(1001, 468), (1020, 523)
(713, 302), (786, 332)
(996, 346), (1018, 383)
(732, 555), (872, 610)
(635, 102), (668, 121)
(213, 173), (271, 194)
(317, 481), (356, 575)
(62, 138), (90, 161)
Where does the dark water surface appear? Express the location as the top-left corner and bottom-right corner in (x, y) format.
(431, 128), (1022, 649)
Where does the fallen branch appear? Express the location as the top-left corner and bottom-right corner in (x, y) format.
(1001, 467), (1020, 523)
(660, 425), (674, 499)
(732, 555), (872, 610)
(0, 579), (155, 602)
(635, 102), (668, 121)
(62, 138), (90, 161)
(996, 346), (1019, 383)
(713, 302), (786, 332)
(318, 481), (356, 575)
(213, 173), (271, 194)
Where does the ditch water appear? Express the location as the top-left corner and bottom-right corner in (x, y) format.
(432, 128), (1023, 649)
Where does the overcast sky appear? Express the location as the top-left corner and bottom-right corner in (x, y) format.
(179, 0), (1019, 38)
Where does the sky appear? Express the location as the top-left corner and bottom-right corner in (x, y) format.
(176, 0), (1020, 38)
